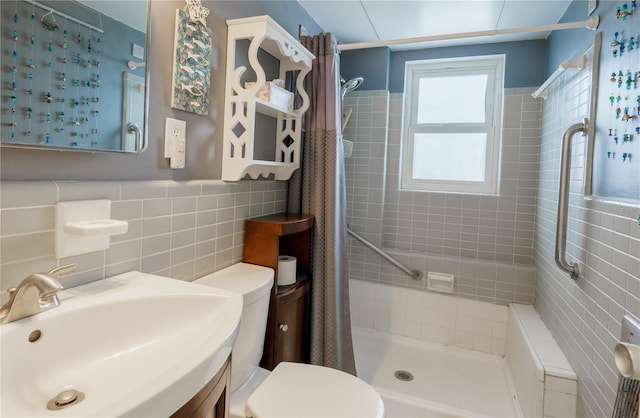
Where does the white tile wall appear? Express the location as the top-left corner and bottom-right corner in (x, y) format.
(506, 304), (578, 418)
(0, 180), (287, 292)
(350, 246), (536, 306)
(343, 90), (388, 248)
(350, 278), (509, 356)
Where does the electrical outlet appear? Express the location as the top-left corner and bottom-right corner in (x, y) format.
(164, 117), (186, 168)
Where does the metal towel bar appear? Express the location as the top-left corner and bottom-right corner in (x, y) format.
(555, 119), (587, 280)
(347, 227), (422, 280)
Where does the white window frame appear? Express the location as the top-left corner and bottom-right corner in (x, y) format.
(401, 55), (505, 194)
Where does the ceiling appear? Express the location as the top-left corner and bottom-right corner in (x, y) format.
(297, 0), (574, 50)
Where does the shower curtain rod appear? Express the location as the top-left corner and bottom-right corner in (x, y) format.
(336, 16), (600, 51)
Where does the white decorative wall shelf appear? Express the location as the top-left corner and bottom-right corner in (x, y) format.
(222, 15), (314, 181)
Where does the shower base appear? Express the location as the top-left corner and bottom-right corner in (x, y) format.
(352, 326), (518, 417)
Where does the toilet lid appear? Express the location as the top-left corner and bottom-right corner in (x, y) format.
(194, 263), (273, 304)
(245, 362), (384, 418)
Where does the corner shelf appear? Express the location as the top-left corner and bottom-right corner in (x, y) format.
(243, 213), (314, 370)
(222, 16), (314, 181)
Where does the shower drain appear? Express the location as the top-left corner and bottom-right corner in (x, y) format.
(394, 370), (414, 382)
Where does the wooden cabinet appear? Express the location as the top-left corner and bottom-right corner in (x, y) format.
(244, 213), (314, 370)
(170, 356), (231, 418)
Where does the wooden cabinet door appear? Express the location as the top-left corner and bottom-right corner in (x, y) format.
(274, 281), (310, 364)
(171, 358), (230, 418)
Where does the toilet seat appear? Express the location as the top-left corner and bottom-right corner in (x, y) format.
(245, 362), (385, 418)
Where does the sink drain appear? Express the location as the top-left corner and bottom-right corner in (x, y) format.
(46, 389), (85, 410)
(394, 370), (414, 382)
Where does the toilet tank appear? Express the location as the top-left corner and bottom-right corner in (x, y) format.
(194, 263), (274, 392)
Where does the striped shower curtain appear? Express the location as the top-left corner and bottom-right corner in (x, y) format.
(288, 33), (356, 375)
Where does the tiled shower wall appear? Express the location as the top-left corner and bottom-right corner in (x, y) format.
(0, 180), (286, 292)
(533, 61), (640, 416)
(343, 90), (389, 248)
(344, 89), (541, 306)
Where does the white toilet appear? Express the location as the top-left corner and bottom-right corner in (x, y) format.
(195, 262), (384, 418)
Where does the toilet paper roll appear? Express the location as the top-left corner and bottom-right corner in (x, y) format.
(615, 342), (640, 379)
(277, 255), (297, 286)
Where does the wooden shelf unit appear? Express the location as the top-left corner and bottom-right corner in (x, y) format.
(244, 213), (314, 370)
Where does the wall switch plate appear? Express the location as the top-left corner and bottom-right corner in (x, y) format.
(132, 43), (145, 59)
(165, 117), (186, 168)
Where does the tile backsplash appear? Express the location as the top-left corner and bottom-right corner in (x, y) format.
(0, 180), (286, 292)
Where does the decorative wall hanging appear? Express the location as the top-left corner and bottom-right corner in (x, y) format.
(170, 0), (212, 115)
(590, 1), (640, 204)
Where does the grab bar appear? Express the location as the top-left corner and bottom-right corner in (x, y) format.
(347, 227), (422, 280)
(127, 122), (147, 153)
(555, 119), (587, 280)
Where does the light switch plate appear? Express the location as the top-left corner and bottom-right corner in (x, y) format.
(132, 43), (145, 59)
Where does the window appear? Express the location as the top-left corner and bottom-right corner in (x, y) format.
(401, 55), (504, 194)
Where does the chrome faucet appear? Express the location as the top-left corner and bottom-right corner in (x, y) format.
(0, 264), (76, 324)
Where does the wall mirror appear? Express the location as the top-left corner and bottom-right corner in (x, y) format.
(1, 0), (149, 153)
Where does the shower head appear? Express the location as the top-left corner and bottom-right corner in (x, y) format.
(341, 77), (364, 100)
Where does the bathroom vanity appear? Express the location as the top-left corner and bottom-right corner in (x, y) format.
(0, 271), (242, 418)
(244, 213), (314, 370)
(171, 357), (231, 418)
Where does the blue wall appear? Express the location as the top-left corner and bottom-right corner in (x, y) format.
(546, 0), (600, 76)
(341, 39), (548, 92)
(390, 40), (547, 92)
(341, 47), (390, 91)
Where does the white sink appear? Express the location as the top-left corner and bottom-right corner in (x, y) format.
(1, 271), (243, 417)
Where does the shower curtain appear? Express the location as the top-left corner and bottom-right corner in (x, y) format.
(288, 33), (356, 375)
